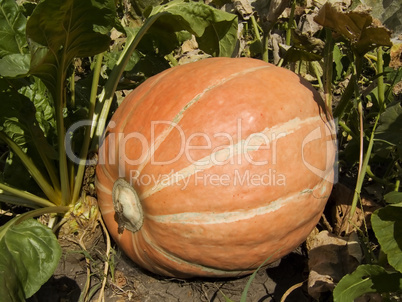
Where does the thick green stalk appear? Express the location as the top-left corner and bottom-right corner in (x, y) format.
(56, 62), (71, 206)
(311, 61), (323, 90)
(69, 70), (76, 191)
(376, 47), (385, 110)
(285, 0), (296, 46)
(92, 12), (169, 148)
(0, 183), (55, 208)
(31, 136), (61, 195)
(347, 51), (384, 229)
(0, 132), (59, 205)
(395, 180), (400, 191)
(71, 53), (104, 204)
(348, 114), (380, 224)
(262, 33), (269, 63)
(14, 206), (70, 224)
(357, 101), (364, 175)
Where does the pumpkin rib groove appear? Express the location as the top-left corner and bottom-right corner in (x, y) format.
(99, 162), (114, 185)
(145, 173), (331, 225)
(132, 65), (270, 178)
(140, 115), (324, 200)
(95, 177), (112, 195)
(137, 226), (249, 276)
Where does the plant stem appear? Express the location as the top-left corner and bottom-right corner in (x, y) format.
(14, 206), (70, 224)
(92, 12), (169, 149)
(310, 61), (323, 90)
(71, 53), (104, 204)
(357, 101), (364, 176)
(262, 33), (269, 63)
(0, 183), (55, 208)
(348, 114), (380, 228)
(323, 28), (333, 114)
(333, 74), (356, 118)
(56, 62), (71, 206)
(32, 138), (61, 195)
(376, 47), (384, 110)
(0, 206), (70, 241)
(285, 0), (296, 46)
(69, 70), (76, 192)
(250, 15), (264, 60)
(347, 51), (384, 231)
(338, 120), (358, 139)
(366, 165), (390, 186)
(0, 132), (59, 204)
(395, 180), (400, 191)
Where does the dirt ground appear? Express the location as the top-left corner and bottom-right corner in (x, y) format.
(27, 234), (312, 302)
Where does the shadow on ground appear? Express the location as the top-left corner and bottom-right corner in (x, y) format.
(28, 241), (312, 302)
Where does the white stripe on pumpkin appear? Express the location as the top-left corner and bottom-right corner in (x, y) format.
(133, 65), (271, 176)
(140, 115), (323, 199)
(145, 177), (331, 225)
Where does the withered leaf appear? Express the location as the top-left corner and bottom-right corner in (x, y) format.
(314, 3), (392, 55)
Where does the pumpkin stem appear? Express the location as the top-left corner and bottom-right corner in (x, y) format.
(112, 179), (143, 233)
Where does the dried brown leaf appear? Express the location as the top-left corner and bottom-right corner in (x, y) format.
(314, 2), (392, 55)
(307, 230), (362, 299)
(390, 43), (402, 69)
(328, 183), (381, 235)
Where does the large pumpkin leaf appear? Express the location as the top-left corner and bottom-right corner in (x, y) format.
(0, 79), (56, 197)
(0, 0), (27, 58)
(26, 0), (116, 96)
(146, 0), (238, 57)
(18, 77), (56, 138)
(333, 264), (402, 301)
(0, 0), (30, 77)
(371, 204), (402, 273)
(0, 218), (61, 300)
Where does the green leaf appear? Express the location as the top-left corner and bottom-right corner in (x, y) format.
(0, 79), (57, 196)
(18, 77), (56, 138)
(0, 53), (30, 77)
(375, 101), (402, 150)
(146, 0), (238, 57)
(284, 47), (322, 62)
(371, 204), (402, 273)
(0, 0), (27, 58)
(27, 0), (115, 59)
(333, 264), (402, 301)
(333, 44), (344, 80)
(26, 0), (117, 95)
(0, 218), (61, 299)
(384, 191), (402, 204)
(0, 80), (56, 157)
(131, 0), (164, 16)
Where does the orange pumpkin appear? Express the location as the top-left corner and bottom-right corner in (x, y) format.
(96, 57), (336, 278)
